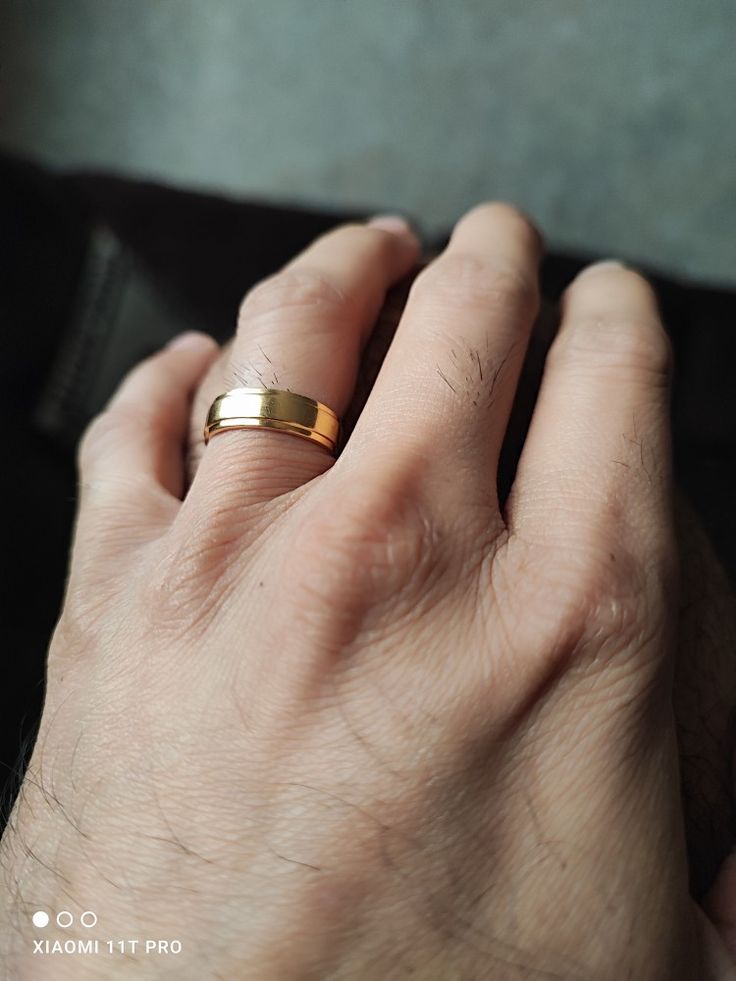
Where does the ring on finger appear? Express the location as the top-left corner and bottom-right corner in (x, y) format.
(204, 387), (340, 453)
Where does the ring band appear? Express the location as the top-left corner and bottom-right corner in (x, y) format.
(204, 388), (340, 453)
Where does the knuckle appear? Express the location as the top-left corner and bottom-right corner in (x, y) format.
(411, 252), (538, 315)
(558, 268), (672, 377)
(551, 312), (672, 379)
(498, 528), (673, 677)
(284, 479), (444, 652)
(540, 543), (669, 661)
(574, 559), (645, 646)
(238, 267), (347, 325)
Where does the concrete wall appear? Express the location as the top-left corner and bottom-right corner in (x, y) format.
(2, 0), (734, 284)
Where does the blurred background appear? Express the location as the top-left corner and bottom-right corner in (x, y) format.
(2, 0), (735, 283)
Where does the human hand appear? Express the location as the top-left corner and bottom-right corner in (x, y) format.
(187, 231), (736, 911)
(2, 205), (735, 979)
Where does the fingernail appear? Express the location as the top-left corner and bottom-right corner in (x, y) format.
(367, 214), (414, 237)
(166, 330), (216, 351)
(576, 259), (630, 278)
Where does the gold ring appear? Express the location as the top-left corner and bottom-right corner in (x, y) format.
(204, 387), (340, 453)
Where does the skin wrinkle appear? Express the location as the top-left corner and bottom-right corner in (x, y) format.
(410, 251), (539, 322)
(239, 267), (349, 322)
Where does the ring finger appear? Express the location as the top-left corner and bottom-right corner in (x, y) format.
(189, 216), (419, 507)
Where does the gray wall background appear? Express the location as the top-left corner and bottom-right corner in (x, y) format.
(1, 0), (735, 285)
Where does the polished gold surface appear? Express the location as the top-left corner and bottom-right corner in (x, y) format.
(204, 387), (339, 452)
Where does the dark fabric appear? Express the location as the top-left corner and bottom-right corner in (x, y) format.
(1, 154), (734, 842)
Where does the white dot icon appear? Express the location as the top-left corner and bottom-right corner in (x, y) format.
(32, 911), (49, 928)
(56, 911), (73, 928)
(80, 911), (97, 928)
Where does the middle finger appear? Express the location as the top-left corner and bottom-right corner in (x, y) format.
(341, 203), (542, 521)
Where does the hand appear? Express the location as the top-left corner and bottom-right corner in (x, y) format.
(187, 236), (736, 909)
(2, 205), (734, 979)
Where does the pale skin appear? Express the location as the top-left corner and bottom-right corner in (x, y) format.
(2, 203), (736, 978)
